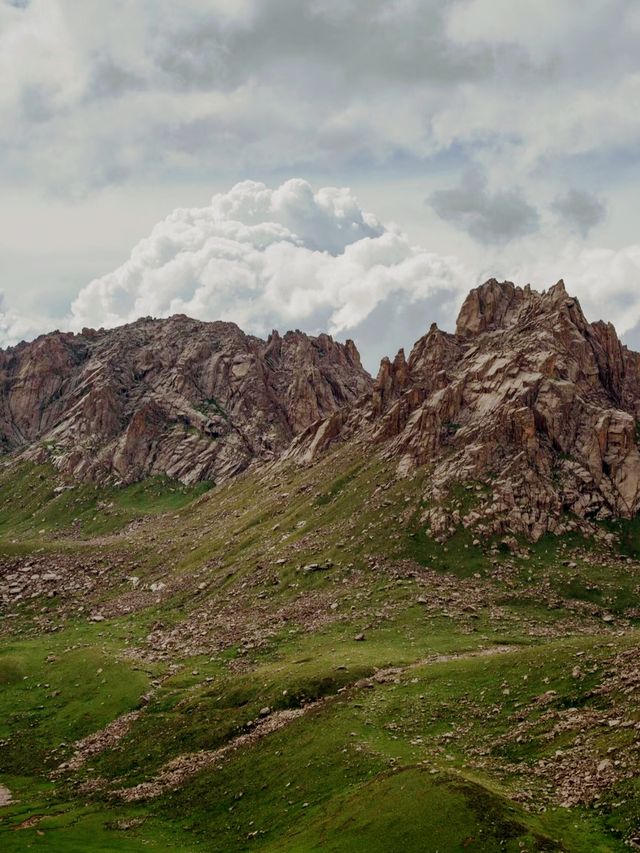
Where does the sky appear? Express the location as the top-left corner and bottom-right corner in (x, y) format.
(2, 0), (640, 372)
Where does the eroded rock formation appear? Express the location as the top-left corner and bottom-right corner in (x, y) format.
(4, 279), (640, 541)
(0, 316), (371, 484)
(290, 279), (640, 541)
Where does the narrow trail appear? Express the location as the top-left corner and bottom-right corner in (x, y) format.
(370, 643), (519, 684)
(110, 643), (520, 802)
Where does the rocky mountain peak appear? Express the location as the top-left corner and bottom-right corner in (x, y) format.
(455, 278), (520, 338)
(548, 277), (567, 297)
(290, 279), (640, 542)
(454, 277), (586, 341)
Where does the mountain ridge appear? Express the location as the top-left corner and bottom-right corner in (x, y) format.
(4, 278), (640, 543)
(289, 278), (640, 541)
(0, 314), (371, 485)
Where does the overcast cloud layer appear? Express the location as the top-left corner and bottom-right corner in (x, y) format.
(2, 0), (640, 368)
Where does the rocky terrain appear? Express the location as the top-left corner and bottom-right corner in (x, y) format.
(291, 279), (640, 542)
(0, 315), (371, 485)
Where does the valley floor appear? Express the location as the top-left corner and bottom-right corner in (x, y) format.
(0, 452), (638, 851)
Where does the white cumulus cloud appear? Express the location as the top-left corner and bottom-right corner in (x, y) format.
(5, 179), (640, 375)
(70, 179), (470, 370)
(0, 292), (48, 348)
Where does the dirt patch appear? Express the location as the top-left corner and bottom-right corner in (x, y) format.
(13, 815), (43, 830)
(0, 784), (13, 807)
(113, 702), (323, 802)
(53, 710), (142, 776)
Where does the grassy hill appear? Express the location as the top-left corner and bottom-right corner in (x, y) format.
(0, 449), (638, 851)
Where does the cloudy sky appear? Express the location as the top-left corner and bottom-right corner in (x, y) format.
(2, 0), (640, 371)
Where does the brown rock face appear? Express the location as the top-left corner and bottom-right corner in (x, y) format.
(0, 316), (371, 484)
(290, 279), (640, 541)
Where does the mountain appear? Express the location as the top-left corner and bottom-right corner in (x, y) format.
(0, 281), (639, 852)
(5, 279), (640, 542)
(291, 278), (640, 542)
(0, 315), (371, 484)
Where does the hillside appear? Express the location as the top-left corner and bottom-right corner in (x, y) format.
(0, 281), (639, 851)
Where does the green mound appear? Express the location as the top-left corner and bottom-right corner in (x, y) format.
(0, 462), (212, 541)
(272, 768), (560, 852)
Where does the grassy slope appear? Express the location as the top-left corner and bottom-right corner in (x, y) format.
(0, 450), (638, 851)
(0, 461), (212, 541)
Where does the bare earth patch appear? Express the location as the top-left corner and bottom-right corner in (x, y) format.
(53, 710), (142, 776)
(113, 703), (323, 802)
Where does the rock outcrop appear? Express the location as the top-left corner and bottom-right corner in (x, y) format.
(0, 316), (371, 484)
(290, 279), (640, 541)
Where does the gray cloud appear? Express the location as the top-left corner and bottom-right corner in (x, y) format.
(552, 188), (607, 237)
(0, 1), (527, 195)
(2, 1), (639, 198)
(2, 0), (640, 360)
(428, 168), (540, 245)
(85, 56), (146, 102)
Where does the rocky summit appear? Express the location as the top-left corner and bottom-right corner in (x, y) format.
(292, 279), (640, 542)
(0, 315), (371, 485)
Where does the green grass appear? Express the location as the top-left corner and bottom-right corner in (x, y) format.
(139, 635), (632, 851)
(0, 462), (212, 540)
(606, 514), (640, 558)
(86, 611), (502, 786)
(0, 623), (152, 777)
(270, 768), (563, 852)
(0, 619), (634, 851)
(0, 445), (638, 850)
(0, 781), (198, 852)
(313, 463), (364, 507)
